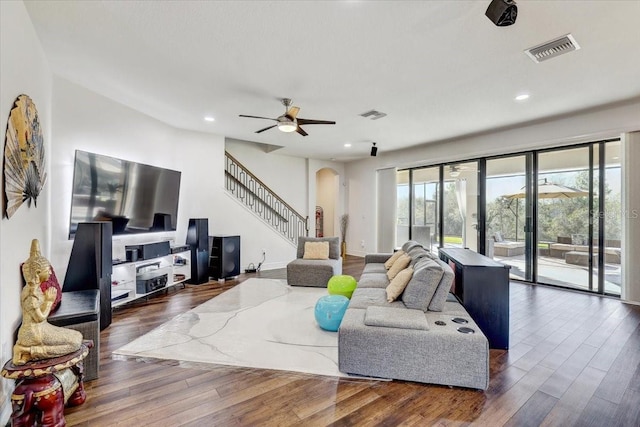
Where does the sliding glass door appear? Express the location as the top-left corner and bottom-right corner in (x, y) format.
(537, 147), (592, 290)
(485, 155), (529, 280)
(411, 167), (440, 251)
(442, 162), (479, 250)
(396, 170), (410, 247)
(395, 139), (622, 296)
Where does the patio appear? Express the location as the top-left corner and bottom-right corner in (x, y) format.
(495, 252), (621, 295)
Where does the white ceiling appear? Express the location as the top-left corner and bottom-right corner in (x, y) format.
(23, 0), (640, 161)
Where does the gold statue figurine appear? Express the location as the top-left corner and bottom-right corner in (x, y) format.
(12, 239), (83, 365)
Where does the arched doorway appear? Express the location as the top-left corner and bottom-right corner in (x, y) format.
(315, 168), (339, 237)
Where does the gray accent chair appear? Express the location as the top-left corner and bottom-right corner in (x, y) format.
(287, 237), (342, 287)
(338, 241), (490, 390)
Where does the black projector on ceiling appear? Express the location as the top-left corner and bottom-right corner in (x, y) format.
(486, 0), (518, 27)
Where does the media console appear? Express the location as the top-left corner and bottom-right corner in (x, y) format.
(111, 246), (191, 308)
(439, 247), (510, 349)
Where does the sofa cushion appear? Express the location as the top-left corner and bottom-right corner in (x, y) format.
(386, 266), (413, 302)
(387, 253), (411, 280)
(287, 258), (342, 287)
(428, 259), (455, 312)
(364, 306), (429, 330)
(358, 273), (389, 289)
(303, 241), (329, 260)
(348, 288), (405, 309)
(401, 258), (443, 311)
(407, 246), (431, 266)
(362, 263), (387, 275)
(401, 240), (422, 253)
(296, 236), (340, 259)
(424, 251), (439, 261)
(384, 250), (404, 269)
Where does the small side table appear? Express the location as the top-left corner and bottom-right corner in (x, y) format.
(1, 340), (93, 427)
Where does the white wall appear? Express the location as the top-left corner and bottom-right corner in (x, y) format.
(345, 100), (640, 303)
(345, 157), (378, 257)
(0, 1), (52, 423)
(50, 77), (222, 276)
(225, 139), (308, 214)
(50, 79), (303, 275)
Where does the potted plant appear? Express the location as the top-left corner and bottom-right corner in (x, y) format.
(340, 214), (349, 260)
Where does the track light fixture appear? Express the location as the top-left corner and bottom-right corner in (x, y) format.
(370, 143), (378, 157)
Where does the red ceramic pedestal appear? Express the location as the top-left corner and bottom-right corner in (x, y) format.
(1, 340), (93, 427)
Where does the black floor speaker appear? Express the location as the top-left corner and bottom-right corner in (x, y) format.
(209, 235), (240, 280)
(186, 218), (210, 284)
(64, 221), (113, 329)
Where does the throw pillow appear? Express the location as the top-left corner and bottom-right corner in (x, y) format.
(386, 266), (414, 302)
(303, 241), (330, 259)
(387, 253), (411, 280)
(384, 250), (405, 270)
(494, 231), (504, 242)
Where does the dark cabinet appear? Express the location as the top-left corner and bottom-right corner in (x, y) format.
(439, 248), (510, 349)
(63, 221), (113, 330)
(209, 235), (240, 280)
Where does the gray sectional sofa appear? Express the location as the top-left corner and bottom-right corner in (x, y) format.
(338, 241), (490, 390)
(287, 237), (342, 287)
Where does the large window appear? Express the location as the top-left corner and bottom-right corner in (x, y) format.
(442, 162), (478, 251)
(412, 167), (439, 250)
(396, 139), (622, 296)
(486, 155), (528, 280)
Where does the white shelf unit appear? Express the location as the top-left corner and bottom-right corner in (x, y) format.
(111, 249), (191, 308)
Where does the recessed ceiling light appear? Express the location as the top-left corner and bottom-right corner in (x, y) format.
(344, 143), (352, 148)
(204, 116), (215, 122)
(515, 94), (530, 101)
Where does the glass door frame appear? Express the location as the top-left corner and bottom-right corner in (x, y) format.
(397, 137), (620, 297)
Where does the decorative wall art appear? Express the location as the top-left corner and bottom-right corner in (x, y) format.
(3, 94), (46, 218)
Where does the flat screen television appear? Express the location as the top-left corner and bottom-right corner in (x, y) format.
(69, 150), (181, 238)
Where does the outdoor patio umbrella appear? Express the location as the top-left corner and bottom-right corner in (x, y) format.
(502, 180), (589, 199)
(500, 180), (589, 241)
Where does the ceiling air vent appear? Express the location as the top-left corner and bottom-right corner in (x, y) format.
(360, 109), (387, 120)
(525, 34), (580, 63)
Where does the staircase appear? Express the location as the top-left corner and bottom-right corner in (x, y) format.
(225, 151), (308, 244)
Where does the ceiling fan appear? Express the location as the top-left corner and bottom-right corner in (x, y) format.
(448, 164), (476, 177)
(239, 98), (336, 136)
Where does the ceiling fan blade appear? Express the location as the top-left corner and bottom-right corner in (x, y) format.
(287, 106), (300, 119)
(256, 124), (278, 133)
(296, 118), (336, 126)
(296, 126), (308, 137)
(239, 114), (277, 121)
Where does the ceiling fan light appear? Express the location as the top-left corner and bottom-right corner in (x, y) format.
(278, 121), (297, 132)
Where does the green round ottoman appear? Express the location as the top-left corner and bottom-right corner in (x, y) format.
(327, 275), (357, 299)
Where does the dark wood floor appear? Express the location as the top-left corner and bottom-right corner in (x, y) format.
(64, 256), (640, 426)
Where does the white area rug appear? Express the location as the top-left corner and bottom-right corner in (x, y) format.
(113, 278), (357, 378)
